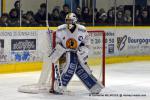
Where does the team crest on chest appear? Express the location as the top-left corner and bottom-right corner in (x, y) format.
(66, 38), (78, 49)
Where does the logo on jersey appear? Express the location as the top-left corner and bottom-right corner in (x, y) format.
(66, 38), (78, 49)
(78, 36), (83, 41)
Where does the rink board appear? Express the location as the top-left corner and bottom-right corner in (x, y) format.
(1, 55), (150, 74)
(1, 27), (150, 73)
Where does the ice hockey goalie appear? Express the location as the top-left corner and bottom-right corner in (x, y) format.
(50, 13), (104, 94)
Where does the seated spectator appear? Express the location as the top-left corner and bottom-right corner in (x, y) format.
(124, 9), (132, 25)
(9, 8), (20, 26)
(81, 7), (92, 25)
(134, 8), (142, 25)
(117, 5), (124, 12)
(97, 13), (107, 25)
(0, 13), (10, 26)
(9, 0), (20, 20)
(94, 8), (99, 21)
(34, 3), (51, 26)
(60, 4), (70, 22)
(116, 11), (125, 25)
(89, 8), (99, 23)
(22, 11), (38, 27)
(50, 8), (62, 26)
(14, 0), (20, 18)
(106, 9), (115, 25)
(140, 9), (150, 25)
(74, 7), (83, 22)
(98, 8), (106, 17)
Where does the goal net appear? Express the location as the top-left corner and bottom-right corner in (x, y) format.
(18, 30), (105, 94)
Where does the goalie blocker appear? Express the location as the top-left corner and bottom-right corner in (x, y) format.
(50, 44), (104, 94)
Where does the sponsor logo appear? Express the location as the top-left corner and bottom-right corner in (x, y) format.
(0, 31), (13, 36)
(108, 44), (114, 54)
(13, 31), (37, 36)
(78, 36), (83, 41)
(11, 51), (30, 62)
(106, 32), (115, 36)
(128, 37), (150, 44)
(117, 35), (127, 51)
(11, 39), (36, 51)
(0, 31), (37, 37)
(0, 54), (7, 63)
(117, 35), (150, 51)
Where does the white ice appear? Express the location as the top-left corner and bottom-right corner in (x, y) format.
(0, 61), (150, 100)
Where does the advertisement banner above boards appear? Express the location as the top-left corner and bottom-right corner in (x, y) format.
(87, 27), (150, 57)
(1, 27), (150, 64)
(115, 28), (150, 56)
(11, 39), (36, 51)
(87, 29), (116, 57)
(0, 29), (51, 64)
(100, 28), (150, 56)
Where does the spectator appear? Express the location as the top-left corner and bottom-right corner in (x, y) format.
(0, 13), (10, 26)
(124, 9), (132, 25)
(34, 3), (51, 26)
(81, 7), (92, 25)
(50, 8), (62, 26)
(22, 11), (38, 26)
(97, 13), (107, 25)
(98, 8), (105, 17)
(74, 7), (83, 22)
(116, 11), (125, 25)
(117, 5), (124, 12)
(140, 9), (150, 25)
(89, 8), (99, 24)
(9, 0), (20, 19)
(60, 4), (70, 22)
(134, 8), (142, 25)
(9, 8), (20, 26)
(106, 9), (115, 25)
(14, 0), (20, 17)
(94, 8), (99, 21)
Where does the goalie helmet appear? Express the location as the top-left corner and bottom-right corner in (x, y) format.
(65, 13), (77, 29)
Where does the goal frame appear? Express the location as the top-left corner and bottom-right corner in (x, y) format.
(50, 30), (106, 93)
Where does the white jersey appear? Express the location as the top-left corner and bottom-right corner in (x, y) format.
(56, 24), (90, 49)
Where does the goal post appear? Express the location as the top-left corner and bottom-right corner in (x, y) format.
(18, 30), (106, 94)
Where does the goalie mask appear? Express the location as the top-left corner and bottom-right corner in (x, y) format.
(65, 13), (77, 29)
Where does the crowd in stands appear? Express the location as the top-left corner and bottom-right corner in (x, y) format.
(0, 0), (150, 27)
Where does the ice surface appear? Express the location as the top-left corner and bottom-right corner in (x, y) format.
(0, 61), (150, 100)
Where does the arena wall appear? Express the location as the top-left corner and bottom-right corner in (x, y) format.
(0, 26), (150, 74)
